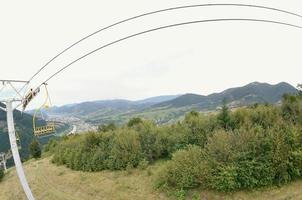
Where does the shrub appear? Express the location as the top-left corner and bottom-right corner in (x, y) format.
(133, 120), (161, 161)
(290, 150), (302, 177)
(98, 123), (116, 132)
(50, 93), (302, 194)
(282, 94), (302, 124)
(29, 139), (42, 159)
(183, 112), (215, 147)
(217, 99), (232, 130)
(127, 117), (143, 128)
(52, 132), (114, 171)
(44, 138), (58, 152)
(108, 129), (144, 170)
(208, 165), (239, 192)
(155, 145), (206, 190)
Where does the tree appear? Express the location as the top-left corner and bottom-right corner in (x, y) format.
(127, 117), (143, 128)
(98, 123), (116, 132)
(217, 99), (232, 130)
(29, 139), (42, 159)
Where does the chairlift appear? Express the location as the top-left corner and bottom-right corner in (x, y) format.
(33, 84), (56, 136)
(22, 87), (40, 112)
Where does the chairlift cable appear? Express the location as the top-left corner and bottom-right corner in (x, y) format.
(24, 3), (302, 86)
(39, 18), (302, 86)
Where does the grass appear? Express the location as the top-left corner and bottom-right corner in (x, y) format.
(1, 157), (302, 200)
(0, 157), (165, 200)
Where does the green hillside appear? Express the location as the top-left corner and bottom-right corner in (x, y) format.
(2, 92), (301, 199)
(0, 103), (70, 164)
(0, 103), (38, 162)
(155, 82), (298, 109)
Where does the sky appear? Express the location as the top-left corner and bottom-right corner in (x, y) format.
(0, 0), (302, 108)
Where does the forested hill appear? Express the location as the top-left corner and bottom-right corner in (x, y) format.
(46, 82), (298, 125)
(153, 82), (298, 109)
(0, 103), (71, 165)
(0, 103), (37, 161)
(49, 95), (180, 116)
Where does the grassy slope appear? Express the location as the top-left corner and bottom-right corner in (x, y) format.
(1, 157), (302, 200)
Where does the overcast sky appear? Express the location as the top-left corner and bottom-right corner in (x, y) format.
(1, 0), (302, 108)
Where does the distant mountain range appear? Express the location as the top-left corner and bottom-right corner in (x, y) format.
(49, 95), (180, 116)
(154, 82), (297, 109)
(47, 82), (298, 125)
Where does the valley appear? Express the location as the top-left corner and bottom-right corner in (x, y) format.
(46, 82), (298, 126)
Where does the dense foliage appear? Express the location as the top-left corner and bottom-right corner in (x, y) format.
(49, 93), (302, 192)
(29, 140), (42, 159)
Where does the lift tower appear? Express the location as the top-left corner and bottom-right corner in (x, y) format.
(0, 80), (35, 200)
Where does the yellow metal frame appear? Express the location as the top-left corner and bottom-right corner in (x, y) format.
(33, 84), (56, 136)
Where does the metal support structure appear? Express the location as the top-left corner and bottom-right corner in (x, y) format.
(0, 80), (35, 200)
(6, 100), (35, 200)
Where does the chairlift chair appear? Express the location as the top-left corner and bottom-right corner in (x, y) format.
(32, 84), (56, 136)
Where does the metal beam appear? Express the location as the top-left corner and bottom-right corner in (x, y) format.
(0, 80), (29, 83)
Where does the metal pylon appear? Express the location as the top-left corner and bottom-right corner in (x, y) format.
(0, 80), (35, 200)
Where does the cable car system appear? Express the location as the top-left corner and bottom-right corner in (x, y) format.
(1, 3), (302, 200)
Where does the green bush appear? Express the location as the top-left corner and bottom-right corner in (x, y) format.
(217, 100), (232, 130)
(133, 120), (162, 161)
(50, 93), (302, 194)
(183, 111), (216, 147)
(108, 129), (144, 170)
(127, 117), (143, 128)
(282, 94), (302, 124)
(208, 165), (239, 192)
(29, 139), (42, 159)
(44, 138), (58, 152)
(155, 145), (206, 190)
(98, 123), (116, 132)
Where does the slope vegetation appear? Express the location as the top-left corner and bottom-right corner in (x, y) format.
(0, 157), (302, 200)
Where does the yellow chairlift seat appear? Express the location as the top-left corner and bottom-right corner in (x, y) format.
(34, 122), (56, 136)
(33, 84), (56, 137)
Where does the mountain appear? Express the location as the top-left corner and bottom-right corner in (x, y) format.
(153, 93), (208, 108)
(52, 99), (135, 116)
(153, 82), (298, 110)
(45, 82), (298, 125)
(48, 95), (180, 117)
(135, 95), (181, 105)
